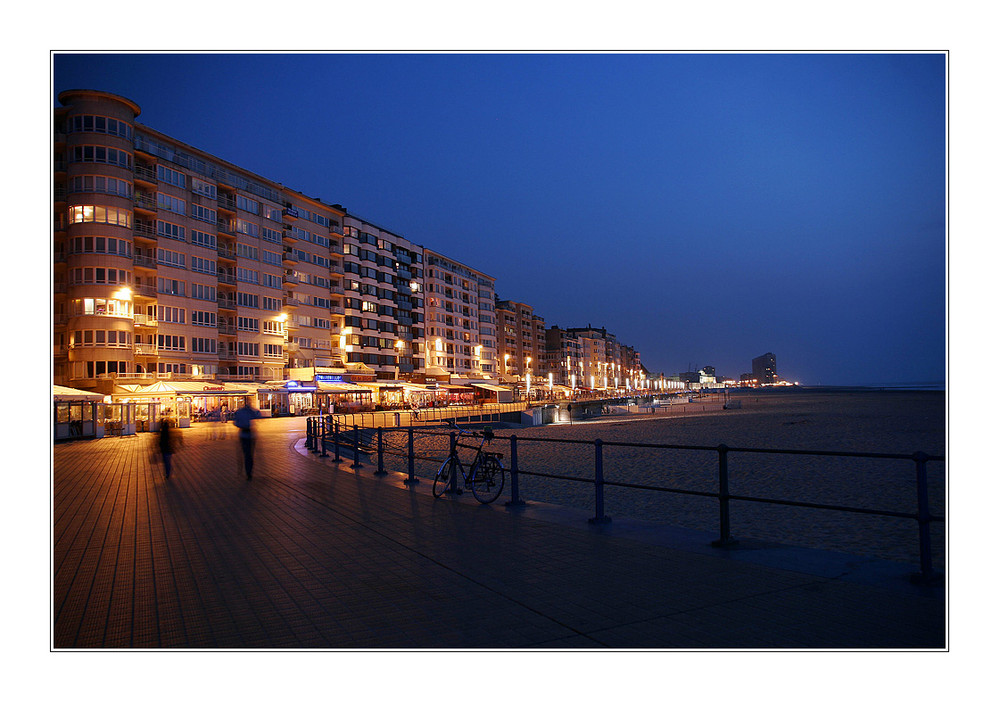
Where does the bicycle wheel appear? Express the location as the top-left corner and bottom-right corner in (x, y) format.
(471, 456), (505, 504)
(433, 456), (456, 498)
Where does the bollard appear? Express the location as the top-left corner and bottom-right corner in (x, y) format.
(375, 427), (387, 476)
(911, 452), (938, 583)
(351, 424), (362, 468)
(404, 426), (419, 484)
(505, 434), (525, 508)
(588, 439), (611, 524)
(711, 444), (737, 547)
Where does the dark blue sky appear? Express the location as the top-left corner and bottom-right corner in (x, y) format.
(54, 52), (946, 385)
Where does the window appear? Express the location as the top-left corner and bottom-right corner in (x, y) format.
(236, 268), (259, 285)
(236, 292), (259, 308)
(237, 342), (259, 357)
(69, 175), (133, 198)
(190, 229), (217, 250)
(157, 220), (185, 241)
(157, 334), (186, 351)
(261, 249), (281, 267)
(157, 305), (186, 324)
(262, 226), (281, 243)
(191, 256), (216, 275)
(70, 145), (131, 168)
(68, 114), (132, 139)
(157, 192), (186, 215)
(261, 273), (282, 289)
(191, 178), (216, 199)
(190, 203), (216, 223)
(236, 195), (260, 214)
(262, 296), (281, 311)
(237, 317), (260, 332)
(191, 310), (217, 327)
(236, 243), (259, 260)
(157, 278), (185, 296)
(263, 343), (283, 358)
(236, 219), (259, 237)
(190, 283), (216, 301)
(69, 205), (132, 228)
(191, 337), (217, 354)
(262, 320), (283, 335)
(157, 165), (186, 188)
(156, 248), (186, 269)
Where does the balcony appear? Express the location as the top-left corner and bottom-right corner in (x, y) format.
(133, 313), (158, 327)
(217, 321), (237, 335)
(134, 283), (158, 298)
(216, 245), (236, 261)
(218, 297), (236, 311)
(217, 272), (237, 286)
(283, 273), (299, 286)
(134, 163), (156, 184)
(134, 192), (157, 214)
(134, 343), (158, 356)
(133, 253), (156, 270)
(282, 296), (300, 308)
(217, 193), (237, 213)
(134, 220), (156, 240)
(218, 349), (238, 360)
(282, 207), (300, 221)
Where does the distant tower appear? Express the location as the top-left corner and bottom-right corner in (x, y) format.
(752, 353), (777, 384)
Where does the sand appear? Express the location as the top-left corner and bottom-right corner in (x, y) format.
(379, 391), (946, 566)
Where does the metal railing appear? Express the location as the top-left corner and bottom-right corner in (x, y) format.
(304, 421), (945, 582)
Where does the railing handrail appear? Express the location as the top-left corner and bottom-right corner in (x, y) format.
(308, 422), (945, 582)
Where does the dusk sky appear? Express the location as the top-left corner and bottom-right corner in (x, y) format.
(53, 52), (946, 386)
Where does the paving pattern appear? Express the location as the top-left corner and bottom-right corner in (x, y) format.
(53, 418), (945, 649)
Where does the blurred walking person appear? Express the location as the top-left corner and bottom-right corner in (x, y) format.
(158, 411), (182, 479)
(233, 398), (262, 480)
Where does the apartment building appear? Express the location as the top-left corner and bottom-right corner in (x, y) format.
(53, 89), (435, 393)
(542, 326), (584, 387)
(339, 215), (425, 380)
(566, 325), (645, 390)
(423, 250), (496, 378)
(495, 300), (546, 380)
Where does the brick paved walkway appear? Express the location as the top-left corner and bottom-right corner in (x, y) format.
(53, 417), (945, 649)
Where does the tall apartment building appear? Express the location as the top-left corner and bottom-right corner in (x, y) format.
(542, 326), (583, 387)
(566, 325), (645, 390)
(495, 300), (545, 380)
(423, 250), (496, 378)
(339, 215), (425, 380)
(751, 352), (777, 384)
(53, 89), (438, 392)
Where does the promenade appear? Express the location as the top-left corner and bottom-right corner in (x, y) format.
(53, 417), (945, 649)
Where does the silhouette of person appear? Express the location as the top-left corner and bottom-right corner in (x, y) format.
(159, 412), (181, 478)
(233, 398), (262, 480)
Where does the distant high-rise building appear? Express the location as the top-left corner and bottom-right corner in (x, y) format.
(752, 353), (777, 384)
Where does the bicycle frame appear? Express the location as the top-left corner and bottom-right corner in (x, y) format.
(433, 421), (505, 503)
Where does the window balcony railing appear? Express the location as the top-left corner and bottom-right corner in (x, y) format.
(134, 343), (158, 355)
(133, 313), (157, 327)
(133, 253), (156, 268)
(134, 192), (157, 211)
(134, 163), (157, 182)
(217, 272), (236, 285)
(218, 298), (236, 310)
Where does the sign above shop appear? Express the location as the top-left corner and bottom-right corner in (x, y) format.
(315, 374), (344, 382)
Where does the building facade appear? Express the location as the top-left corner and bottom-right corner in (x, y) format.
(495, 300), (545, 381)
(423, 250), (496, 378)
(54, 89), (462, 392)
(752, 352), (777, 385)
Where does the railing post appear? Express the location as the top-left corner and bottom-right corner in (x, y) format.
(588, 438), (611, 524)
(712, 444), (738, 547)
(505, 434), (525, 508)
(333, 419), (341, 462)
(375, 427), (387, 476)
(351, 424), (362, 469)
(448, 431), (461, 494)
(911, 452), (939, 583)
(404, 426), (419, 484)
(305, 416), (313, 451)
(320, 415), (328, 457)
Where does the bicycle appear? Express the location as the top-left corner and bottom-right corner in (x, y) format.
(432, 420), (506, 504)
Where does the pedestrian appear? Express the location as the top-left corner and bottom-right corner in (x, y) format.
(158, 412), (182, 478)
(233, 398), (262, 480)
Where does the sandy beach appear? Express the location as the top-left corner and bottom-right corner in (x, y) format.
(380, 391), (946, 566)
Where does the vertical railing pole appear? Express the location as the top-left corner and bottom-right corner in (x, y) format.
(404, 426), (418, 484)
(448, 431), (460, 494)
(712, 444), (737, 547)
(588, 438), (610, 524)
(912, 452), (937, 582)
(305, 417), (313, 451)
(320, 415), (328, 457)
(375, 427), (387, 476)
(351, 424), (362, 468)
(505, 434), (525, 508)
(333, 419), (340, 462)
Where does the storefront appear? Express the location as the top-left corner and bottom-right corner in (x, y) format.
(53, 385), (104, 440)
(315, 380), (373, 413)
(469, 382), (514, 404)
(111, 381), (260, 427)
(258, 380), (317, 416)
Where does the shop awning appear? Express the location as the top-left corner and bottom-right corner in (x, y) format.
(469, 383), (510, 393)
(53, 385), (104, 402)
(110, 381), (259, 397)
(316, 381), (372, 394)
